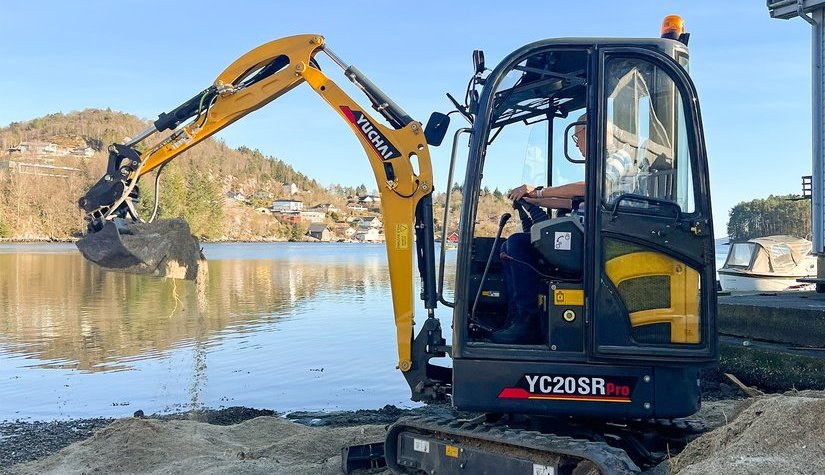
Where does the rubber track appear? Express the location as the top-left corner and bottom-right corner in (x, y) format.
(388, 415), (641, 474)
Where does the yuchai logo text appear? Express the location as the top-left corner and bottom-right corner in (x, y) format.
(340, 106), (401, 160)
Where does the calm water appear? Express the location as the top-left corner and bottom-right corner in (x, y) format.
(1, 241), (725, 422)
(0, 243), (456, 421)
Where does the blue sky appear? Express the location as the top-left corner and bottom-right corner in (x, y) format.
(0, 1), (813, 236)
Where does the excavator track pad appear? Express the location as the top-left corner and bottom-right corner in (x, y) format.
(76, 218), (204, 280)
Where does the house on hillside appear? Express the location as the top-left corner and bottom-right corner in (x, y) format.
(307, 223), (331, 241)
(283, 182), (299, 195)
(360, 195), (381, 204)
(272, 199), (303, 212)
(359, 216), (383, 230)
(300, 210), (325, 223)
(334, 224), (356, 240)
(359, 195), (382, 209)
(354, 227), (383, 243)
(309, 203), (339, 214)
(255, 190), (274, 200)
(15, 142), (59, 155)
(447, 232), (459, 244)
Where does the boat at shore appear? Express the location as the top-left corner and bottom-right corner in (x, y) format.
(718, 235), (817, 292)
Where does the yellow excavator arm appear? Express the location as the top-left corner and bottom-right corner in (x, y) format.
(78, 35), (436, 373)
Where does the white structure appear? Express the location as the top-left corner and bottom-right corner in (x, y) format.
(354, 228), (383, 242)
(283, 182), (299, 195)
(359, 216), (383, 229)
(300, 210), (326, 223)
(309, 203), (339, 214)
(272, 199), (303, 212)
(335, 225), (357, 239)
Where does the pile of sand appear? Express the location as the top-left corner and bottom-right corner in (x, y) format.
(9, 392), (825, 474)
(9, 417), (388, 475)
(671, 391), (825, 474)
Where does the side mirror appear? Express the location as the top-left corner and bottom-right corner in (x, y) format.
(563, 120), (586, 164)
(424, 112), (451, 146)
(473, 50), (485, 75)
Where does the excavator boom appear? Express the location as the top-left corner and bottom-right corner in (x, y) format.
(78, 35), (437, 375)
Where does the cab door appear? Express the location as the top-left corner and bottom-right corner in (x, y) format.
(589, 46), (716, 361)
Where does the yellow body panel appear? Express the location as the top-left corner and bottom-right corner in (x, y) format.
(553, 289), (584, 306)
(604, 251), (700, 344)
(128, 35), (431, 371)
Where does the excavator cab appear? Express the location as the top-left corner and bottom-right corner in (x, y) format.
(390, 32), (716, 473)
(449, 36), (716, 417)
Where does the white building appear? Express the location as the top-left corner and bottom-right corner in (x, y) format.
(300, 210), (326, 223)
(354, 228), (383, 242)
(283, 182), (299, 195)
(359, 216), (383, 229)
(272, 199), (304, 212)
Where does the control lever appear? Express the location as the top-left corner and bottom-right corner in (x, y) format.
(513, 198), (549, 233)
(470, 213), (511, 330)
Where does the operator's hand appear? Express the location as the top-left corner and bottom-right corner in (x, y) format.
(508, 184), (535, 202)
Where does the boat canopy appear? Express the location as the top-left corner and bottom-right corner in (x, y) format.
(724, 235), (812, 273)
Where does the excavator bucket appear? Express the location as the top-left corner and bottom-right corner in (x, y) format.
(76, 218), (204, 280)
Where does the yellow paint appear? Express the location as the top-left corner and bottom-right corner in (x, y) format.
(129, 35), (433, 372)
(395, 223), (409, 251)
(445, 445), (459, 458)
(554, 289), (584, 306)
(605, 251), (700, 344)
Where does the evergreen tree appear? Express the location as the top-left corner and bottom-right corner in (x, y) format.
(727, 195), (811, 241)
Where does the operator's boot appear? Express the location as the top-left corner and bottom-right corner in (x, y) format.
(490, 312), (542, 344)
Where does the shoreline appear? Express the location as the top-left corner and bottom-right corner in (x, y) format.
(0, 404), (452, 472)
(0, 396), (756, 475)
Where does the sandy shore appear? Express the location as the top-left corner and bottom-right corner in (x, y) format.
(2, 391), (823, 474)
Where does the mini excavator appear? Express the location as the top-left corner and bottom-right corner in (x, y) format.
(78, 16), (716, 474)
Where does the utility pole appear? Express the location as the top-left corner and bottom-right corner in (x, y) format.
(768, 0), (825, 291)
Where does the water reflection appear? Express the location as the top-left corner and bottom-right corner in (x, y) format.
(0, 243), (457, 420)
(0, 244), (396, 372)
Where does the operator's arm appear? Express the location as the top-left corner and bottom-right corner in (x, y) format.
(510, 181), (584, 209)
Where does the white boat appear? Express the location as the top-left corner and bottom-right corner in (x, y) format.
(718, 235), (817, 292)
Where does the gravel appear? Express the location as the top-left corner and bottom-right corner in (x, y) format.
(0, 418), (114, 470)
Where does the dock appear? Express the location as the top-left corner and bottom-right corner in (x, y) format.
(718, 292), (825, 391)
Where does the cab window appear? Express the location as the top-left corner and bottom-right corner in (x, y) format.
(603, 57), (695, 214)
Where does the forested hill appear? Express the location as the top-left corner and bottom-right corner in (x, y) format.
(0, 109), (327, 241)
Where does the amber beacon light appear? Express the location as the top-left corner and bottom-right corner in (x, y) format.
(661, 15), (689, 45)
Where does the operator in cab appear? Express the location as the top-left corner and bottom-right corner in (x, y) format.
(491, 117), (636, 344)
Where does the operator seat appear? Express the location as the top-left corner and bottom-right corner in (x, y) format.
(530, 216), (584, 276)
(514, 198), (584, 278)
